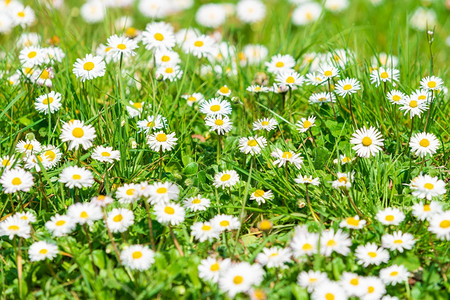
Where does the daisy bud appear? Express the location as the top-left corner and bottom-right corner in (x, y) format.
(26, 132), (36, 141)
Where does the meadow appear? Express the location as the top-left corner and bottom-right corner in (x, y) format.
(0, 0), (449, 299)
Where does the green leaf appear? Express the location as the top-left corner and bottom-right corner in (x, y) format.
(183, 162), (198, 175)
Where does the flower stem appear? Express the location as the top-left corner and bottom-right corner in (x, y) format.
(102, 210), (122, 263)
(17, 237), (23, 299)
(327, 79), (337, 120)
(345, 190), (363, 217)
(169, 226), (184, 257)
(143, 200), (156, 251)
(305, 184), (320, 223)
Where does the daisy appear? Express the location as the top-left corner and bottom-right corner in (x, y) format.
(0, 12), (13, 34)
(155, 65), (183, 82)
(80, 1), (106, 23)
(428, 211), (450, 240)
(45, 214), (77, 237)
(32, 67), (54, 87)
(58, 166), (94, 189)
(241, 44), (268, 66)
(147, 131), (177, 152)
(213, 170), (240, 189)
(292, 2), (322, 26)
(420, 76), (443, 91)
(41, 145), (62, 168)
(19, 47), (44, 67)
(411, 201), (443, 221)
(319, 229), (352, 256)
(381, 231), (415, 253)
(35, 91), (62, 114)
(409, 174), (446, 200)
(290, 231), (319, 257)
(376, 207), (405, 226)
(409, 132), (439, 157)
(271, 148), (303, 169)
(72, 54), (106, 82)
(91, 146), (121, 163)
(250, 189), (273, 205)
(253, 117), (278, 131)
(319, 65), (339, 79)
(195, 3), (226, 28)
(340, 272), (366, 297)
(380, 265), (410, 286)
(205, 115), (233, 135)
(333, 154), (355, 165)
(67, 202), (102, 225)
(190, 221), (221, 242)
(305, 72), (326, 86)
(355, 243), (390, 267)
(154, 202), (185, 226)
(126, 101), (145, 118)
(11, 4), (36, 28)
(350, 126), (384, 158)
(60, 120), (96, 150)
(239, 136), (267, 155)
(217, 85), (231, 97)
(0, 215), (31, 239)
(369, 67), (400, 87)
(183, 35), (215, 58)
(200, 98), (232, 116)
(297, 270), (328, 293)
(91, 195), (114, 207)
(28, 241), (59, 262)
(0, 155), (17, 169)
(182, 93), (205, 107)
(327, 49), (350, 67)
(116, 183), (140, 204)
(265, 54), (296, 74)
(371, 53), (398, 68)
(276, 70), (304, 88)
(154, 50), (181, 67)
(309, 92), (336, 105)
(312, 281), (348, 300)
(16, 139), (42, 155)
(198, 257), (231, 283)
(106, 34), (138, 59)
(409, 89), (429, 103)
(255, 247), (292, 268)
(183, 194), (210, 212)
(387, 90), (406, 105)
(211, 214), (241, 232)
(139, 0), (170, 18)
(106, 208), (134, 233)
(295, 174), (320, 186)
(247, 85), (269, 93)
(331, 172), (354, 190)
(296, 116), (316, 133)
(15, 211), (37, 223)
(399, 97), (428, 118)
(120, 245), (155, 271)
(335, 78), (361, 97)
(142, 22), (176, 50)
(218, 262), (265, 297)
(0, 168), (34, 194)
(236, 0), (266, 24)
(360, 277), (386, 300)
(146, 181), (180, 205)
(24, 154), (50, 172)
(44, 46), (66, 64)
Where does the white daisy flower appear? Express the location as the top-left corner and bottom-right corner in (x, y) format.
(183, 194), (210, 212)
(333, 154), (355, 165)
(41, 145), (62, 169)
(198, 257), (231, 283)
(154, 202), (185, 226)
(249, 189), (273, 205)
(296, 116), (316, 133)
(340, 272), (365, 297)
(241, 44), (268, 66)
(265, 54), (296, 74)
(290, 231), (319, 257)
(182, 93), (205, 107)
(305, 72), (326, 86)
(183, 35), (216, 58)
(355, 243), (390, 267)
(376, 207), (405, 226)
(120, 244), (155, 271)
(381, 231), (415, 253)
(309, 92), (336, 105)
(420, 76), (443, 91)
(35, 91), (62, 114)
(428, 211), (450, 241)
(195, 3), (226, 28)
(142, 21), (176, 50)
(253, 117), (278, 131)
(200, 98), (232, 116)
(155, 65), (183, 82)
(409, 132), (439, 157)
(126, 101), (146, 118)
(72, 54), (106, 82)
(0, 215), (31, 239)
(360, 276), (386, 300)
(58, 166), (94, 189)
(213, 170), (240, 189)
(238, 136), (267, 156)
(45, 214), (77, 237)
(154, 49), (181, 66)
(380, 265), (410, 286)
(319, 65), (339, 79)
(205, 115), (233, 135)
(276, 70), (304, 88)
(350, 126), (384, 158)
(106, 34), (138, 59)
(236, 0), (266, 24)
(116, 183), (140, 204)
(399, 97), (428, 118)
(409, 174), (446, 200)
(146, 181), (180, 205)
(297, 270), (328, 293)
(16, 139), (42, 155)
(319, 229), (352, 256)
(255, 247), (292, 268)
(211, 214), (241, 232)
(67, 202), (103, 225)
(331, 171), (354, 190)
(295, 174), (320, 186)
(218, 262), (265, 297)
(60, 120), (96, 150)
(15, 211), (36, 223)
(0, 155), (17, 170)
(369, 67), (400, 87)
(246, 85), (269, 93)
(292, 2), (322, 26)
(80, 1), (106, 23)
(19, 47), (44, 67)
(312, 281), (348, 300)
(139, 0), (170, 19)
(190, 221), (221, 242)
(216, 85), (231, 97)
(335, 78), (361, 97)
(271, 148), (303, 169)
(147, 131), (177, 152)
(411, 201), (443, 221)
(106, 208), (134, 233)
(0, 167), (34, 194)
(91, 146), (121, 163)
(28, 241), (59, 262)
(91, 195), (114, 207)
(387, 90), (406, 105)
(339, 215), (366, 230)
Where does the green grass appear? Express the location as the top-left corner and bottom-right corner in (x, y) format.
(0, 0), (449, 299)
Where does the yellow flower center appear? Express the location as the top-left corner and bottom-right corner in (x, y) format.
(165, 67), (173, 74)
(12, 177), (22, 185)
(40, 70), (50, 80)
(233, 275), (243, 285)
(338, 177), (348, 183)
(210, 105), (221, 112)
(220, 174), (231, 181)
(72, 174), (81, 180)
(259, 220), (272, 230)
(194, 40), (204, 47)
(27, 51), (37, 58)
(261, 121), (269, 126)
(368, 251), (377, 258)
(72, 127), (84, 138)
(439, 220), (450, 229)
(286, 76), (295, 84)
(409, 100), (418, 108)
(427, 81), (436, 88)
(39, 249), (48, 255)
(418, 95), (426, 100)
(98, 195), (106, 201)
(342, 157), (351, 163)
(83, 62), (95, 71)
(154, 33), (164, 41)
(282, 151), (292, 159)
(424, 183), (434, 190)
(156, 133), (167, 142)
(113, 214), (123, 222)
(380, 72), (389, 79)
(343, 84), (352, 90)
(385, 215), (394, 222)
(324, 70), (332, 77)
(325, 293), (335, 300)
(210, 263), (220, 271)
(392, 95), (401, 102)
(275, 61), (284, 68)
(368, 286), (375, 294)
(8, 225), (19, 231)
(419, 139), (430, 147)
(80, 211), (88, 218)
(24, 143), (33, 150)
(390, 271), (399, 276)
(117, 43), (126, 50)
(2, 159), (10, 166)
(219, 86), (229, 94)
(187, 96), (196, 102)
(132, 251), (142, 259)
(126, 189), (135, 196)
(303, 120), (312, 128)
(18, 11), (25, 17)
(125, 27), (137, 37)
(423, 204), (431, 211)
(302, 243), (313, 251)
(350, 278), (359, 285)
(201, 225), (212, 231)
(247, 140), (258, 147)
(326, 239), (336, 247)
(394, 239), (403, 244)
(220, 220), (230, 227)
(164, 206), (175, 215)
(43, 97), (54, 105)
(254, 189), (265, 197)
(45, 150), (56, 161)
(309, 278), (317, 282)
(156, 187), (167, 194)
(192, 198), (201, 204)
(55, 220), (66, 226)
(215, 119), (224, 126)
(362, 136), (372, 146)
